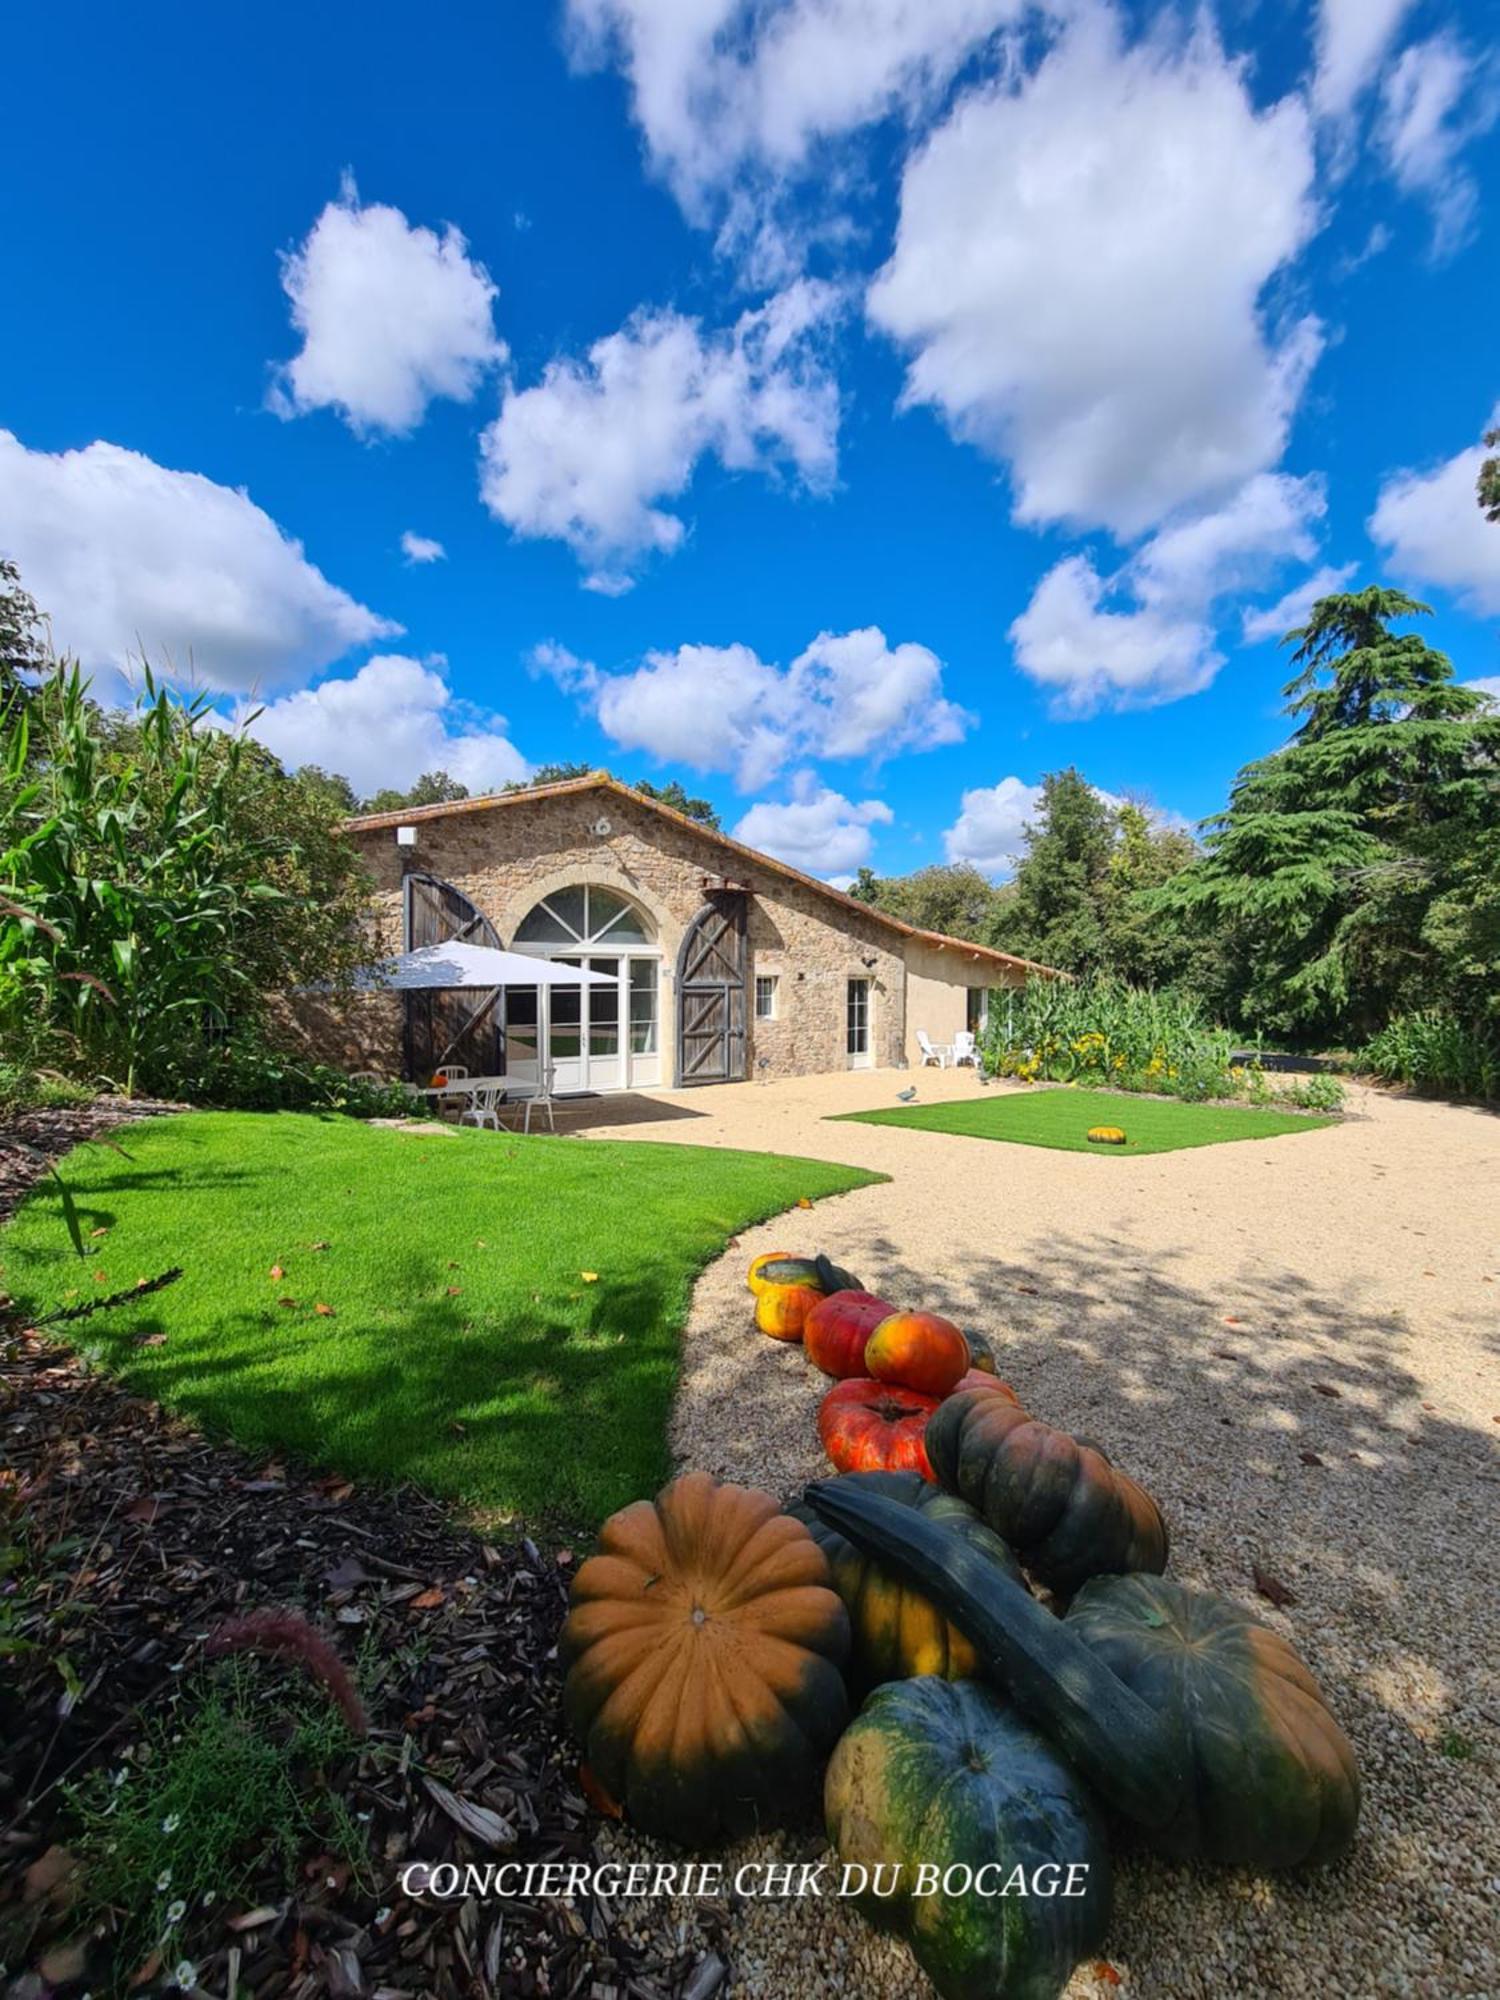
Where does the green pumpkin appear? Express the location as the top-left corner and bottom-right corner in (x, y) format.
(803, 1481), (1361, 1871)
(825, 1677), (1111, 2000)
(789, 1472), (1026, 1695)
(1064, 1574), (1361, 1868)
(756, 1252), (862, 1296)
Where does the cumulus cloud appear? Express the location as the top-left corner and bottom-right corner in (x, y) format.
(1376, 34), (1498, 258)
(1010, 474), (1328, 714)
(1311, 0), (1417, 120)
(540, 624), (970, 787)
(479, 281), (839, 588)
(1369, 421), (1500, 616)
(867, 7), (1322, 538)
(566, 0), (1026, 217)
(271, 176), (507, 436)
(1241, 562), (1359, 644)
(400, 531), (447, 564)
(0, 429), (396, 690)
(238, 654), (529, 799)
(1467, 676), (1500, 706)
(941, 775), (1045, 877)
(732, 770), (893, 876)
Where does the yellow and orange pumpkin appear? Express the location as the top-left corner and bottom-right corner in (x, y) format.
(865, 1311), (971, 1398)
(804, 1289), (897, 1377)
(756, 1281), (824, 1340)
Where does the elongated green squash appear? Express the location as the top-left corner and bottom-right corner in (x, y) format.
(803, 1480), (1183, 1832)
(803, 1482), (1361, 1869)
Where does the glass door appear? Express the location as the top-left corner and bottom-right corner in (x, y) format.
(548, 958), (585, 1092)
(502, 985), (540, 1091)
(587, 956), (623, 1091)
(628, 958), (660, 1087)
(846, 977), (872, 1069)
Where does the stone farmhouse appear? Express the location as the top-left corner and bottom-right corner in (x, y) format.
(296, 774), (1056, 1092)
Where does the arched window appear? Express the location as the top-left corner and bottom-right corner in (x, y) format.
(513, 884), (656, 950)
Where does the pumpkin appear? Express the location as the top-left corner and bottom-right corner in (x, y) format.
(789, 1470), (1024, 1693)
(866, 1311), (970, 1398)
(826, 1677), (1111, 2000)
(747, 1249), (798, 1294)
(804, 1290), (897, 1378)
(1086, 1126), (1127, 1146)
(925, 1388), (1167, 1594)
(963, 1329), (1000, 1375)
(755, 1282), (823, 1340)
(949, 1369), (1021, 1403)
(802, 1482), (1361, 1869)
(561, 1472), (850, 1845)
(819, 1378), (941, 1479)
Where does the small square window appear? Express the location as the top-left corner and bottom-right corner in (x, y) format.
(755, 974), (779, 1020)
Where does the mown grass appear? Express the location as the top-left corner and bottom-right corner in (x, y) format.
(833, 1086), (1336, 1155)
(1, 1113), (877, 1528)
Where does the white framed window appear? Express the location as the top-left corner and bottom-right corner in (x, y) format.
(754, 974), (779, 1020)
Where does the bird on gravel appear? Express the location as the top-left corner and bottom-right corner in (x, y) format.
(896, 1086), (918, 1102)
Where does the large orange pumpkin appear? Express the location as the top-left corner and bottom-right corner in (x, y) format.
(949, 1368), (1021, 1403)
(819, 1378), (941, 1479)
(865, 1311), (970, 1398)
(804, 1290), (897, 1378)
(756, 1282), (823, 1340)
(560, 1472), (850, 1844)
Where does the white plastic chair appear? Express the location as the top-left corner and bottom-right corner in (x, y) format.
(460, 1084), (505, 1131)
(917, 1031), (950, 1069)
(508, 1062), (557, 1134)
(952, 1031), (980, 1068)
(349, 1069), (386, 1085)
(434, 1063), (469, 1118)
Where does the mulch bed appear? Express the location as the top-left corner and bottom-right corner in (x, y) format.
(0, 1112), (729, 2000)
(0, 1098), (182, 1229)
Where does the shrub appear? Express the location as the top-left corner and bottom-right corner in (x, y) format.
(1279, 1073), (1345, 1113)
(1356, 1011), (1500, 1100)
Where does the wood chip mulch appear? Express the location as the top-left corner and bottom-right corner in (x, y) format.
(0, 1117), (729, 2000)
(0, 1098), (181, 1228)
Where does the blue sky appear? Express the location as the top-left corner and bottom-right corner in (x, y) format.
(2, 0), (1497, 880)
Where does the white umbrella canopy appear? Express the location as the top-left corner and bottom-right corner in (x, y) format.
(354, 941), (615, 991)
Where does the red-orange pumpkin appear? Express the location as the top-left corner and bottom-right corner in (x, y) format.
(819, 1378), (941, 1479)
(804, 1290), (897, 1378)
(866, 1311), (970, 1398)
(756, 1282), (823, 1341)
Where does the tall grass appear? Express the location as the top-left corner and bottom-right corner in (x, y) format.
(1356, 1011), (1500, 1100)
(982, 976), (1240, 1101)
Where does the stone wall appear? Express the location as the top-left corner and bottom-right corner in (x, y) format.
(344, 789), (910, 1081)
(268, 988), (403, 1076)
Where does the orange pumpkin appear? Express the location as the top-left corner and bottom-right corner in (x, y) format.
(819, 1378), (941, 1479)
(747, 1249), (799, 1294)
(866, 1311), (970, 1398)
(561, 1473), (850, 1843)
(804, 1290), (897, 1378)
(949, 1368), (1022, 1403)
(756, 1282), (823, 1341)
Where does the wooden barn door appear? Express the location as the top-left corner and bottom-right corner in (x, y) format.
(402, 873), (504, 1082)
(675, 896), (748, 1086)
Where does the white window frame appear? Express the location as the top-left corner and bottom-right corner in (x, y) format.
(754, 974), (779, 1021)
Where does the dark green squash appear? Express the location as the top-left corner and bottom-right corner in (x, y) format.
(788, 1471), (1025, 1695)
(803, 1481), (1360, 1870)
(925, 1389), (1167, 1594)
(825, 1677), (1111, 2000)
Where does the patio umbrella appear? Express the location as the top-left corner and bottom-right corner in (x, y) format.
(352, 941), (614, 990)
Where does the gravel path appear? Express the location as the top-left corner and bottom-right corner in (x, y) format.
(575, 1071), (1500, 1999)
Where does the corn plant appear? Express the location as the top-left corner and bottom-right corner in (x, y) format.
(981, 974), (1240, 1098)
(1357, 1011), (1500, 1100)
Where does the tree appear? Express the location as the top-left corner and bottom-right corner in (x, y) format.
(1479, 425), (1500, 524)
(989, 769), (1117, 972)
(1100, 803), (1208, 988)
(526, 761), (595, 787)
(844, 862), (1004, 940)
(629, 777), (722, 829)
(1155, 587), (1500, 1041)
(0, 557), (49, 716)
(359, 770), (470, 814)
(292, 764), (358, 816)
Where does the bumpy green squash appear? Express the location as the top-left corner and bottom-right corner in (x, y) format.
(803, 1481), (1361, 1870)
(925, 1389), (1167, 1594)
(789, 1471), (1025, 1695)
(825, 1677), (1111, 2000)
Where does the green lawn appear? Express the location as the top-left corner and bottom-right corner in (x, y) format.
(832, 1086), (1336, 1154)
(1, 1112), (877, 1528)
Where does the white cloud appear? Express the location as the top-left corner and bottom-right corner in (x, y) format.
(1369, 422), (1500, 616)
(239, 654), (529, 799)
(566, 0), (1026, 217)
(1311, 0), (1417, 120)
(942, 775), (1044, 876)
(867, 7), (1322, 538)
(271, 176), (506, 437)
(1377, 34), (1497, 258)
(548, 624), (970, 786)
(732, 770), (892, 876)
(1467, 676), (1500, 706)
(400, 531), (447, 564)
(1241, 562), (1359, 644)
(1010, 473), (1328, 713)
(479, 281), (839, 586)
(0, 429), (396, 690)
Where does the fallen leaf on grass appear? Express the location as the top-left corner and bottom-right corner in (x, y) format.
(445, 1285), (462, 1296)
(132, 1331), (167, 1348)
(580, 1271), (599, 1283)
(314, 1302), (336, 1316)
(89, 1226), (109, 1239)
(278, 1296), (299, 1309)
(1252, 1564), (1297, 1609)
(269, 1264), (284, 1280)
(309, 1239), (330, 1252)
(796, 1196), (813, 1208)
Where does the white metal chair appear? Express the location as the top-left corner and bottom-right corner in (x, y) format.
(459, 1084), (505, 1131)
(952, 1031), (980, 1068)
(508, 1062), (557, 1134)
(917, 1031), (950, 1069)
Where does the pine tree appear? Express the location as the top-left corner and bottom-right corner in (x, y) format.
(990, 769), (1116, 971)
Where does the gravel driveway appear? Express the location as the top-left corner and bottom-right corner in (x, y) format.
(571, 1071), (1500, 1999)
